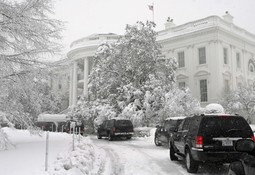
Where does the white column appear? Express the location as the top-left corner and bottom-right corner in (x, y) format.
(69, 66), (73, 107)
(83, 57), (89, 98)
(72, 61), (78, 106)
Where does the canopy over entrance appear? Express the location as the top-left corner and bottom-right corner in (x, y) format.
(37, 114), (68, 123)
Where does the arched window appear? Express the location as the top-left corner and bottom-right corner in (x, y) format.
(248, 59), (255, 73)
(249, 64), (254, 72)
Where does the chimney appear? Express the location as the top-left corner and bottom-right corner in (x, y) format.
(165, 17), (175, 29)
(223, 11), (233, 23)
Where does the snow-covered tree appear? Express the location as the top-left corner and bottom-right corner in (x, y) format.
(78, 21), (199, 128)
(221, 85), (255, 123)
(0, 0), (63, 127)
(90, 21), (170, 97)
(142, 85), (201, 125)
(89, 21), (176, 106)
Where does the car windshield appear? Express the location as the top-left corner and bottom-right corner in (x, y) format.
(200, 116), (252, 137)
(116, 120), (133, 126)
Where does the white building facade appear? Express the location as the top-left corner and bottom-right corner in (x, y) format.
(53, 13), (255, 109)
(158, 13), (255, 106)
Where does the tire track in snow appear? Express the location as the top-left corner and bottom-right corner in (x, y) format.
(94, 142), (125, 175)
(92, 137), (185, 175)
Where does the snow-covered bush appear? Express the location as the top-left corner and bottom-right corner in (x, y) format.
(0, 128), (13, 150)
(221, 85), (255, 123)
(119, 103), (144, 127)
(48, 136), (104, 175)
(68, 99), (117, 133)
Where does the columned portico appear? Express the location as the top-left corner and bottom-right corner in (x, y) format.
(72, 61), (78, 106)
(69, 66), (73, 106)
(83, 57), (89, 98)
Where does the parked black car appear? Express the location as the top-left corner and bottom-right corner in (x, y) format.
(228, 139), (255, 175)
(154, 116), (186, 147)
(169, 114), (254, 173)
(97, 119), (134, 141)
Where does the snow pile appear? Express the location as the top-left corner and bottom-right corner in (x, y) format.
(44, 136), (105, 175)
(133, 127), (154, 137)
(205, 103), (225, 114)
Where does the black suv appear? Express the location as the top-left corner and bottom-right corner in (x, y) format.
(169, 114), (254, 173)
(97, 119), (134, 141)
(154, 116), (186, 147)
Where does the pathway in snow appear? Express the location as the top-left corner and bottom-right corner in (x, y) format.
(91, 136), (229, 175)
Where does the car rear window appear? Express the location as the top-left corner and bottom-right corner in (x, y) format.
(200, 116), (253, 137)
(116, 120), (133, 126)
(165, 120), (183, 131)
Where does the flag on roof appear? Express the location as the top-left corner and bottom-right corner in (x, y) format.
(148, 4), (153, 11)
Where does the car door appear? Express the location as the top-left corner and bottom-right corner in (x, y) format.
(174, 118), (190, 154)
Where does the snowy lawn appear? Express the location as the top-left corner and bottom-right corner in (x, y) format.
(0, 127), (105, 175)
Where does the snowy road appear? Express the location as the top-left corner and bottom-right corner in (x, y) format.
(91, 136), (230, 175)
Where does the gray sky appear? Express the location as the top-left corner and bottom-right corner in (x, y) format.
(54, 0), (255, 51)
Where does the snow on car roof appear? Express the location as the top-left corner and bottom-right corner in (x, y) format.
(111, 117), (130, 120)
(250, 124), (255, 131)
(165, 116), (187, 120)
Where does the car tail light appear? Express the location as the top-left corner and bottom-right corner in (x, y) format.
(251, 136), (255, 142)
(195, 136), (203, 148)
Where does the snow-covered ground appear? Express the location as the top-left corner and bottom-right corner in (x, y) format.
(0, 127), (232, 175)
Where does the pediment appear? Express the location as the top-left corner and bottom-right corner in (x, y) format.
(194, 70), (210, 77)
(222, 71), (232, 77)
(177, 74), (188, 80)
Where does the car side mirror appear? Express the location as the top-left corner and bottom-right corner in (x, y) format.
(235, 139), (255, 152)
(173, 128), (178, 132)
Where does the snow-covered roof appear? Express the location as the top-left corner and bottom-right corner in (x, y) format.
(37, 114), (68, 122)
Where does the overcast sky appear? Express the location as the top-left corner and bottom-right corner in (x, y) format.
(53, 0), (255, 51)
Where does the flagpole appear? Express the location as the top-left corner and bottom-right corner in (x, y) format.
(148, 3), (154, 22)
(152, 2), (154, 22)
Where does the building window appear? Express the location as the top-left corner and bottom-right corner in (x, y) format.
(178, 82), (186, 89)
(178, 51), (185, 68)
(224, 79), (230, 92)
(224, 48), (228, 64)
(249, 64), (254, 72)
(236, 53), (241, 69)
(237, 82), (242, 88)
(198, 47), (206, 64)
(58, 80), (62, 90)
(200, 79), (208, 102)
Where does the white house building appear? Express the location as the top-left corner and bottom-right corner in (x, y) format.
(158, 12), (255, 106)
(51, 13), (255, 109)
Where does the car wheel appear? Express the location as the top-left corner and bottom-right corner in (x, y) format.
(228, 161), (245, 175)
(108, 133), (113, 141)
(97, 133), (102, 139)
(154, 135), (162, 146)
(126, 136), (132, 140)
(185, 148), (199, 173)
(169, 143), (178, 161)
